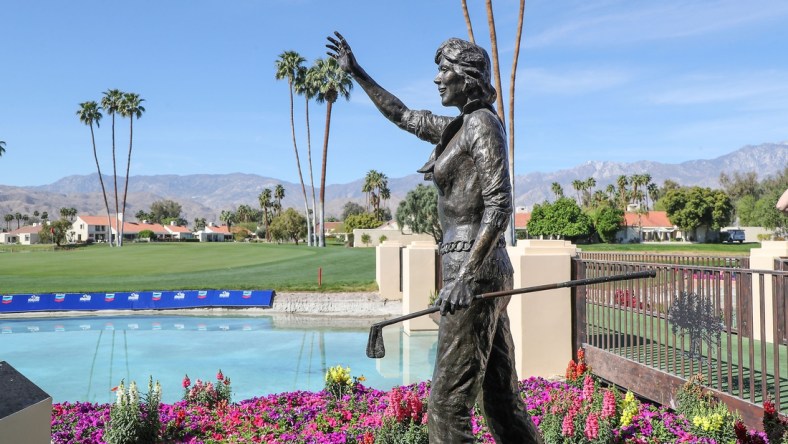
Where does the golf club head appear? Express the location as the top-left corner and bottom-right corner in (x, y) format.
(366, 325), (385, 359)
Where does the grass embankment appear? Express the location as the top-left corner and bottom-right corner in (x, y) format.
(0, 242), (376, 294)
(579, 242), (758, 255)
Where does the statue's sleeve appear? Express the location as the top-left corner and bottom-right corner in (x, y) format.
(398, 110), (452, 144)
(468, 111), (512, 229)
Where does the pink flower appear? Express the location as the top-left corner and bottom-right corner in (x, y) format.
(182, 375), (191, 388)
(561, 412), (575, 436)
(216, 369), (224, 381)
(602, 389), (616, 418)
(585, 412), (599, 440)
(582, 375), (594, 401)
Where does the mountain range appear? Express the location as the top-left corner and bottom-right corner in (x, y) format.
(1, 142), (786, 225)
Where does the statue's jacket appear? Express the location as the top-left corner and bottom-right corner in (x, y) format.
(399, 100), (514, 285)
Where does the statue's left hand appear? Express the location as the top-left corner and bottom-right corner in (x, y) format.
(326, 31), (361, 76)
(435, 275), (475, 316)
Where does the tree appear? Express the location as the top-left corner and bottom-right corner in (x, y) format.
(135, 210), (150, 222)
(77, 100), (114, 247)
(526, 197), (593, 241)
(275, 51), (313, 246)
(149, 199), (183, 224)
(590, 203), (624, 243)
(274, 184), (285, 217)
(193, 218), (207, 231)
(3, 214), (13, 231)
(662, 187), (733, 240)
(550, 182), (564, 199)
(395, 184), (442, 243)
(118, 92), (146, 246)
(58, 208), (77, 222)
(308, 57), (353, 247)
(295, 65), (319, 242)
(343, 213), (382, 232)
(258, 188), (273, 241)
(362, 169), (391, 219)
(138, 229), (156, 241)
(219, 210), (236, 229)
(360, 233), (372, 246)
(268, 208), (307, 245)
(101, 89), (124, 245)
(40, 219), (73, 246)
(341, 202), (365, 220)
(41, 211), (48, 222)
(0, 140), (5, 157)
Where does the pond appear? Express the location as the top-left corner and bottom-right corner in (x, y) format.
(0, 314), (438, 404)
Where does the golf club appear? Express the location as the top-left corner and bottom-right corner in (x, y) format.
(366, 269), (656, 358)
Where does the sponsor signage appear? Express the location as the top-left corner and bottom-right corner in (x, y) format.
(0, 290), (275, 313)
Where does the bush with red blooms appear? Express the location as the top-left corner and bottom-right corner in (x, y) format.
(763, 397), (788, 444)
(566, 347), (591, 385)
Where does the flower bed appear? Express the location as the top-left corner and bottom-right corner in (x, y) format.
(51, 359), (777, 444)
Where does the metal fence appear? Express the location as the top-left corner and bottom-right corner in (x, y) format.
(573, 255), (788, 428)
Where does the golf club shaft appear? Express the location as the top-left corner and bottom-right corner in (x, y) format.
(373, 269), (655, 329)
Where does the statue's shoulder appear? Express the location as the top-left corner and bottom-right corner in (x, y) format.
(464, 107), (504, 133)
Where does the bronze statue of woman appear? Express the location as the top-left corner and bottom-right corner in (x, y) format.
(327, 32), (541, 444)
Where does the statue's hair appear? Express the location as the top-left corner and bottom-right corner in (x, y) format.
(435, 38), (497, 106)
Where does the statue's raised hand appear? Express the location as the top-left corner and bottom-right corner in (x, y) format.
(326, 31), (361, 76)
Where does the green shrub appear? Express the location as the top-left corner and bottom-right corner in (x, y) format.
(105, 377), (161, 444)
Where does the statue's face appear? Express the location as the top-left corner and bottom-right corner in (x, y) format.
(434, 57), (467, 109)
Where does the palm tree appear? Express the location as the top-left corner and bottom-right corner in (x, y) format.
(363, 169), (390, 219)
(101, 89), (124, 245)
(617, 175), (629, 210)
(461, 0), (476, 43)
(274, 184), (285, 217)
(258, 188), (273, 241)
(647, 182), (659, 210)
(571, 179), (584, 204)
(14, 212), (22, 229)
(77, 100), (114, 247)
(309, 57), (352, 247)
(550, 182), (564, 199)
(219, 210), (235, 229)
(295, 65), (319, 244)
(118, 92), (145, 246)
(0, 140), (6, 157)
(275, 51), (313, 246)
(507, 0), (526, 246)
(4, 214), (13, 230)
(484, 0), (505, 127)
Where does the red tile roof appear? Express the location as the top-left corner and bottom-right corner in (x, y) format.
(9, 225), (43, 235)
(514, 213), (531, 229)
(623, 211), (673, 228)
(76, 215), (169, 234)
(205, 225), (231, 234)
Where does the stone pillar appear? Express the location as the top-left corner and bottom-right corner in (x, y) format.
(507, 239), (577, 379)
(376, 241), (404, 301)
(749, 241), (788, 343)
(402, 241), (439, 334)
(0, 361), (52, 444)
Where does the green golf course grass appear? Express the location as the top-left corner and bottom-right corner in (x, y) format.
(0, 242), (377, 293)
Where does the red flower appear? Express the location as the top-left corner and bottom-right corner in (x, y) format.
(217, 369), (224, 381)
(182, 375), (191, 388)
(566, 360), (577, 380)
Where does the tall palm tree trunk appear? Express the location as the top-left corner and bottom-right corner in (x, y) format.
(111, 115), (120, 247)
(506, 0), (526, 246)
(305, 97), (318, 247)
(288, 80), (312, 246)
(319, 101), (334, 247)
(90, 123), (114, 247)
(120, 118), (134, 247)
(461, 0), (476, 43)
(485, 0), (506, 127)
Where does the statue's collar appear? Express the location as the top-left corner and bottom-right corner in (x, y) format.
(461, 99), (493, 116)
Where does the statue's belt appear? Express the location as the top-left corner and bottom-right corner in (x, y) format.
(439, 238), (506, 255)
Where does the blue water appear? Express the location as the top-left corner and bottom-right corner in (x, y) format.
(0, 314), (438, 404)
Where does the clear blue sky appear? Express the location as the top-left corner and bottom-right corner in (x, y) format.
(2, 0), (787, 187)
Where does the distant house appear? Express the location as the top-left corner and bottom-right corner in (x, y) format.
(0, 224), (43, 245)
(514, 212), (532, 238)
(195, 223), (233, 242)
(72, 215), (187, 243)
(616, 211), (681, 243)
(164, 222), (195, 240)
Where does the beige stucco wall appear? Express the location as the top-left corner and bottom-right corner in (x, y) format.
(507, 240), (577, 379)
(0, 397), (52, 444)
(749, 241), (788, 343)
